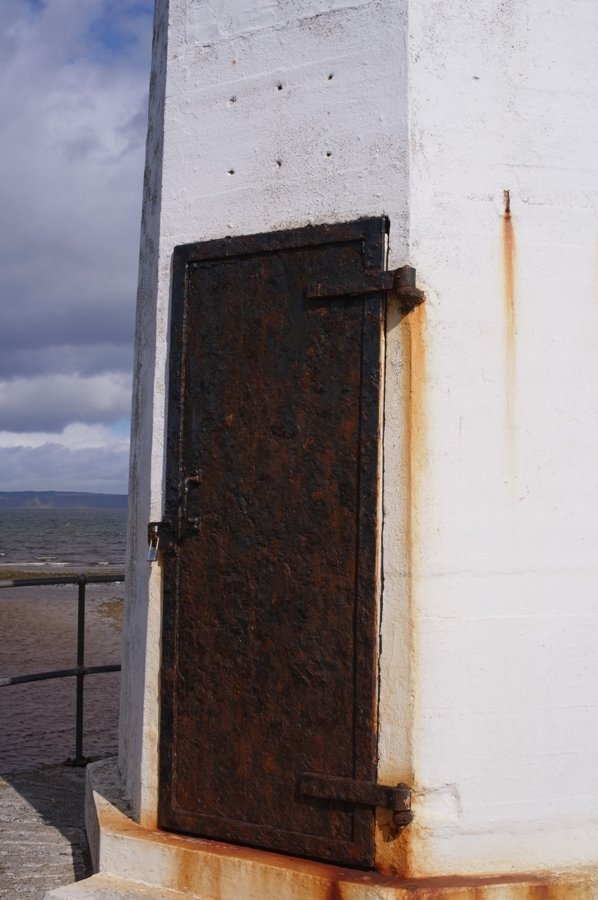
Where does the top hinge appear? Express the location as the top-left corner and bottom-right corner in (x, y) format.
(305, 265), (424, 312)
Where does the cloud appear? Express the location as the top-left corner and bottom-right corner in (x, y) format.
(0, 372), (132, 432)
(0, 1), (151, 356)
(0, 443), (130, 494)
(0, 0), (153, 490)
(0, 421), (130, 493)
(0, 422), (130, 451)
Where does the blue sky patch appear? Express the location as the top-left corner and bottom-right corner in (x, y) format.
(86, 1), (154, 67)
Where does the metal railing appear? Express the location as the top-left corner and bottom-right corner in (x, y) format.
(0, 573), (124, 766)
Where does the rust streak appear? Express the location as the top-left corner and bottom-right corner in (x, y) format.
(174, 848), (196, 893)
(406, 302), (426, 878)
(405, 302), (427, 630)
(408, 304), (428, 508)
(394, 301), (427, 877)
(502, 189), (517, 438)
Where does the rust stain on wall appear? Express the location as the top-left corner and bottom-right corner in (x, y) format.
(395, 872), (593, 898)
(404, 301), (427, 878)
(502, 190), (517, 445)
(405, 300), (428, 681)
(173, 847), (197, 894)
(99, 798), (595, 898)
(378, 300), (427, 877)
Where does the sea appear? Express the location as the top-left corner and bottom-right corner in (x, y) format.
(0, 508), (127, 573)
(0, 508), (127, 774)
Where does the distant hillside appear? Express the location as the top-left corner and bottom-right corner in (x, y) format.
(0, 491), (127, 510)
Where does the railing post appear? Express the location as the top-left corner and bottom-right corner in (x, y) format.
(69, 575), (88, 766)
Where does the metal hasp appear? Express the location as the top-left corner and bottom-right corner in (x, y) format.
(299, 774), (413, 827)
(158, 218), (418, 870)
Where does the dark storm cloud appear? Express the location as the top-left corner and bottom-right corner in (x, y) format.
(0, 344), (133, 380)
(0, 297), (135, 353)
(0, 0), (153, 490)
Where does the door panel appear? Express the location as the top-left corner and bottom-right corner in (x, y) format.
(159, 218), (387, 867)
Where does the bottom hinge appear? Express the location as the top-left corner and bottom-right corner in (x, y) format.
(299, 773), (413, 826)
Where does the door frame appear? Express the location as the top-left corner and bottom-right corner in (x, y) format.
(158, 218), (388, 867)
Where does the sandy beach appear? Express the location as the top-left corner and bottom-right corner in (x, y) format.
(0, 576), (123, 773)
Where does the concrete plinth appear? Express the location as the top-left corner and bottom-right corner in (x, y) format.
(43, 759), (598, 900)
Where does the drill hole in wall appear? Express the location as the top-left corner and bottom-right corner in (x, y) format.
(227, 169), (235, 175)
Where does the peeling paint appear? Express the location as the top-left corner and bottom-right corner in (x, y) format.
(415, 785), (461, 829)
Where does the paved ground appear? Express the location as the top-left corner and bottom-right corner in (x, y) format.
(0, 764), (92, 899)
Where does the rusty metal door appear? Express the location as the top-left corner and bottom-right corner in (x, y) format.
(158, 218), (387, 868)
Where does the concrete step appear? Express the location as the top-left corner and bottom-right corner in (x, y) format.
(44, 873), (193, 899)
(83, 760), (598, 900)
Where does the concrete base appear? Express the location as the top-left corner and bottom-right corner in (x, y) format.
(55, 758), (598, 900)
(44, 873), (188, 899)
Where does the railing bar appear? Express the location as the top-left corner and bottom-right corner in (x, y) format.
(0, 572), (124, 766)
(0, 663), (122, 688)
(0, 668), (80, 686)
(0, 574), (124, 589)
(86, 664), (121, 675)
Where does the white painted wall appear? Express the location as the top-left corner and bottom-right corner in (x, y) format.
(123, 0), (410, 827)
(400, 0), (598, 876)
(119, 0), (169, 825)
(124, 0), (598, 876)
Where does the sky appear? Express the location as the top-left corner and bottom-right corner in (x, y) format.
(0, 0), (154, 494)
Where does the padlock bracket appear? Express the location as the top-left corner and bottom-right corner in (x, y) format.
(147, 520), (176, 559)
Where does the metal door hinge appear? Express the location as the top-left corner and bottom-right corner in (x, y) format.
(299, 773), (413, 826)
(306, 265), (424, 313)
(147, 520), (176, 561)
